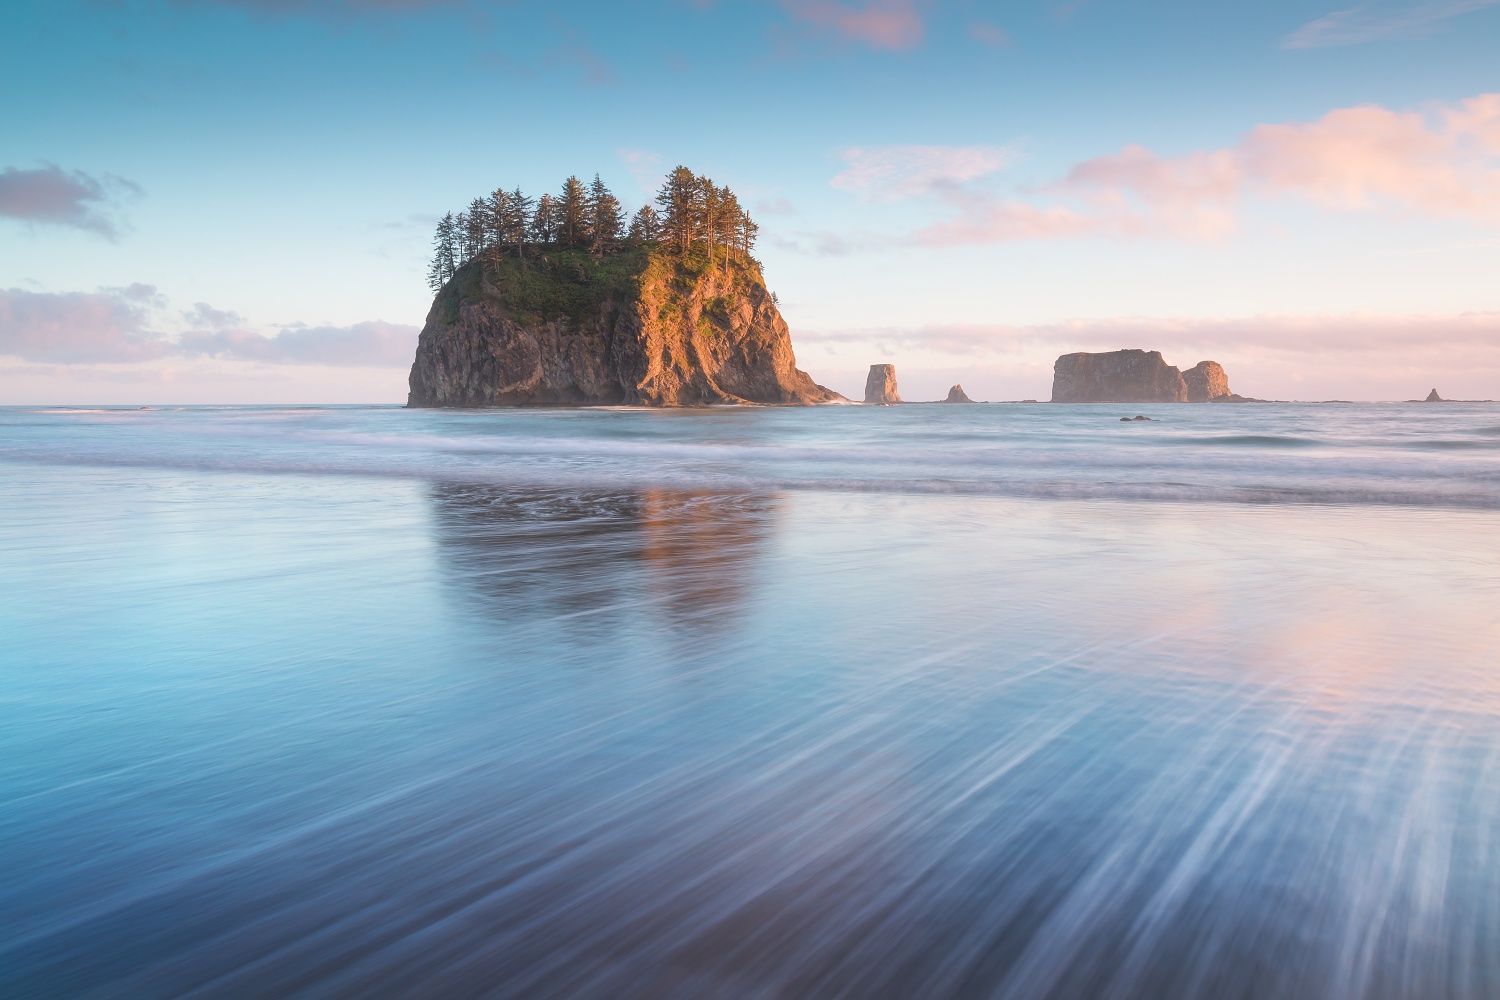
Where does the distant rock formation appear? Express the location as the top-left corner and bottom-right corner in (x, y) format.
(1184, 361), (1232, 402)
(1051, 350), (1236, 403)
(1425, 389), (1444, 402)
(943, 384), (974, 403)
(408, 249), (844, 407)
(1051, 350), (1188, 403)
(864, 364), (901, 404)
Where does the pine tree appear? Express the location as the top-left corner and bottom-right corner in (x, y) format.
(655, 166), (700, 255)
(559, 175), (588, 249)
(532, 193), (557, 244)
(486, 188), (511, 265)
(714, 185), (742, 261)
(626, 204), (660, 246)
(736, 208), (759, 258)
(699, 176), (735, 268)
(428, 211), (458, 290)
(464, 198), (487, 262)
(587, 174), (623, 255)
(507, 186), (534, 259)
(453, 211), (471, 263)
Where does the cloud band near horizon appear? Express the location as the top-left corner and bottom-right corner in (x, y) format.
(0, 286), (418, 367)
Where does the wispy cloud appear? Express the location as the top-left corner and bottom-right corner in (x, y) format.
(967, 20), (1012, 48)
(617, 149), (664, 194)
(546, 42), (619, 86)
(1284, 0), (1499, 48)
(846, 93), (1500, 245)
(778, 0), (928, 50)
(179, 0), (459, 15)
(0, 287), (417, 367)
(0, 165), (141, 239)
(800, 310), (1500, 358)
(832, 144), (1018, 202)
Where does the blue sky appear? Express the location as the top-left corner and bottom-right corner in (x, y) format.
(2, 0), (1498, 402)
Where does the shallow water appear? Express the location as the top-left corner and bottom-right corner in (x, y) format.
(2, 404), (1499, 998)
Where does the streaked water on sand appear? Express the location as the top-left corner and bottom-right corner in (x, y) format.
(2, 403), (1498, 998)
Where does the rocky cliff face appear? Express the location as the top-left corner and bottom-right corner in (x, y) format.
(1051, 350), (1236, 403)
(1183, 361), (1231, 402)
(407, 249), (842, 407)
(1051, 350), (1188, 403)
(864, 364), (901, 404)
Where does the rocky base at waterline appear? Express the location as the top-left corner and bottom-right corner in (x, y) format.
(1051, 350), (1256, 403)
(408, 248), (843, 407)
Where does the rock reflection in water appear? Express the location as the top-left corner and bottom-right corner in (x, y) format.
(429, 484), (774, 648)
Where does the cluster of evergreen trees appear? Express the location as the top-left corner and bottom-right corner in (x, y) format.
(427, 166), (761, 291)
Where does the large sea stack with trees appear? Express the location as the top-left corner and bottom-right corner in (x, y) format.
(407, 167), (842, 407)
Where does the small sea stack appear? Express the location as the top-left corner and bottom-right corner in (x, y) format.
(864, 364), (902, 404)
(1425, 389), (1445, 402)
(1184, 361), (1231, 402)
(943, 385), (975, 403)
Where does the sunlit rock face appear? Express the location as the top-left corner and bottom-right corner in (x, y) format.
(943, 384), (975, 403)
(1184, 361), (1232, 402)
(408, 249), (842, 407)
(1051, 350), (1188, 403)
(864, 364), (901, 404)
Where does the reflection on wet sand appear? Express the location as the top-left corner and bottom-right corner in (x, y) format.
(429, 484), (776, 646)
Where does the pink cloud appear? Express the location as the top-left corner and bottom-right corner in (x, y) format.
(0, 285), (167, 363)
(176, 318), (417, 366)
(779, 0), (927, 50)
(892, 92), (1500, 246)
(1241, 99), (1500, 215)
(0, 286), (415, 367)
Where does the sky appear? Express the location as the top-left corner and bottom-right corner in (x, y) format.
(1, 0), (1498, 403)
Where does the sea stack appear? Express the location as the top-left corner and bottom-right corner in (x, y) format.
(1051, 350), (1187, 403)
(943, 385), (975, 403)
(864, 364), (901, 404)
(1051, 350), (1236, 403)
(1183, 361), (1232, 402)
(1425, 389), (1444, 402)
(407, 249), (842, 407)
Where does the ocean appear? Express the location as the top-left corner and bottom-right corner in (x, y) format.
(2, 402), (1498, 998)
